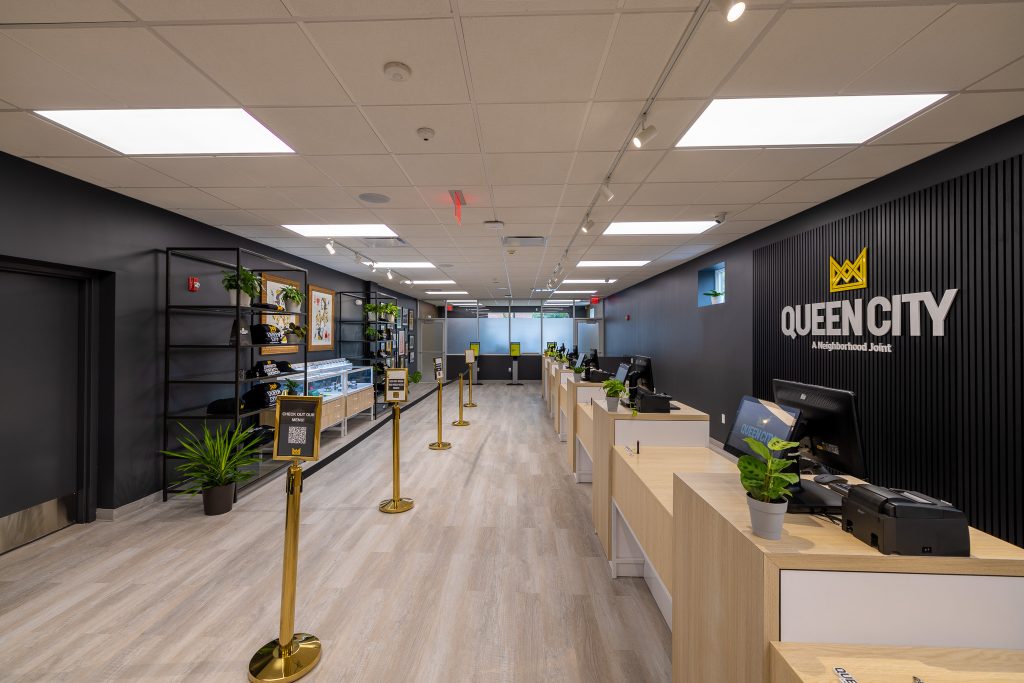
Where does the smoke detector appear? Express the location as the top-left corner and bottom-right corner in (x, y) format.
(416, 127), (435, 141)
(383, 61), (412, 82)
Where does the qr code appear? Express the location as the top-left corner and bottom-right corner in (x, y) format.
(287, 426), (307, 444)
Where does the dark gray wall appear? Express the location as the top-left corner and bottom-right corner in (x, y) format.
(605, 116), (1024, 447)
(0, 152), (416, 508)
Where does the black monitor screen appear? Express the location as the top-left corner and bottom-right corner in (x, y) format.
(723, 396), (800, 459)
(614, 363), (629, 382)
(630, 355), (654, 391)
(772, 379), (868, 479)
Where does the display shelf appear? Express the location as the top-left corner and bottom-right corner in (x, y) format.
(166, 371), (307, 385)
(167, 342), (300, 349)
(166, 407), (267, 421)
(167, 304), (305, 317)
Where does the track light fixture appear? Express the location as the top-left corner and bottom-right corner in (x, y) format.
(581, 219), (593, 234)
(386, 268), (393, 280)
(715, 212), (727, 224)
(371, 263), (377, 273)
(325, 239), (335, 255)
(632, 115), (658, 148)
(714, 0), (746, 22)
(600, 183), (615, 203)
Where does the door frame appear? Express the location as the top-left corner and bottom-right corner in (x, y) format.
(574, 318), (604, 355)
(416, 317), (446, 380)
(0, 256), (104, 525)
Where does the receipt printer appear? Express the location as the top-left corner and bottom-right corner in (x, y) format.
(635, 386), (671, 413)
(842, 484), (970, 556)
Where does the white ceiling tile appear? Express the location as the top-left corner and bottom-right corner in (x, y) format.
(486, 153), (574, 185)
(645, 98), (707, 149)
(478, 103), (589, 153)
(220, 225), (296, 239)
(870, 91), (1024, 145)
(728, 147), (855, 181)
(397, 154), (487, 185)
(370, 208), (440, 224)
(285, 0), (452, 18)
(561, 184), (601, 206)
(709, 219), (773, 235)
(555, 206), (588, 223)
(495, 207), (558, 223)
(492, 185), (564, 207)
(227, 156), (334, 187)
(306, 19), (468, 105)
(33, 157), (186, 187)
(120, 0), (290, 20)
(848, 3), (1024, 94)
(343, 186), (426, 209)
(659, 9), (775, 99)
(202, 187), (300, 210)
(362, 104), (479, 154)
(462, 14), (613, 102)
(718, 6), (948, 97)
(309, 155), (410, 186)
(249, 208), (324, 225)
(250, 107), (385, 155)
(4, 27), (233, 107)
(579, 101), (643, 152)
(763, 178), (869, 204)
(733, 202), (815, 221)
(629, 180), (789, 205)
(309, 208), (381, 223)
(137, 156), (262, 187)
(272, 186), (360, 209)
(808, 144), (950, 180)
(157, 24), (350, 106)
(970, 56), (1024, 91)
(435, 207), (495, 225)
(648, 148), (760, 182)
(458, 0), (619, 14)
(569, 151), (618, 183)
(0, 0), (131, 22)
(177, 208), (266, 226)
(612, 150), (663, 183)
(115, 187), (235, 209)
(0, 35), (116, 109)
(0, 112), (117, 157)
(595, 12), (692, 100)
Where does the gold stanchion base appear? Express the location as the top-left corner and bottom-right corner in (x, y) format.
(428, 441), (452, 450)
(378, 497), (414, 514)
(451, 419), (470, 426)
(248, 633), (321, 683)
(463, 402), (478, 408)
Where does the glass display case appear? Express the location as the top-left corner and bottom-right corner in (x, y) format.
(291, 358), (374, 433)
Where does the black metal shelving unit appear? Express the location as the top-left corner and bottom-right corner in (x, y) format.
(163, 247), (309, 501)
(338, 290), (409, 414)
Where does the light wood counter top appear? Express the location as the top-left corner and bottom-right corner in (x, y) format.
(770, 642), (1024, 683)
(592, 399), (710, 421)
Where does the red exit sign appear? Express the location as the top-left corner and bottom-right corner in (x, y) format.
(590, 296), (600, 305)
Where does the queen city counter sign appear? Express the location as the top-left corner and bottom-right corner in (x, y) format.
(779, 247), (958, 353)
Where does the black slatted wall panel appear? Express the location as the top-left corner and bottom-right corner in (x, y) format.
(753, 155), (1023, 547)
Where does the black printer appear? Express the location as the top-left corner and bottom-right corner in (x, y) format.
(634, 386), (671, 413)
(842, 484), (970, 556)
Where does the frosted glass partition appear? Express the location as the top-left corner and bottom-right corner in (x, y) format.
(577, 321), (600, 354)
(480, 317), (509, 354)
(510, 317), (541, 353)
(543, 317), (573, 351)
(446, 317), (478, 354)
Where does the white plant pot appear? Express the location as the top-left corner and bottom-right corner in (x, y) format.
(711, 295), (724, 305)
(605, 396), (620, 412)
(228, 290), (251, 308)
(747, 495), (788, 540)
(386, 314), (395, 323)
(367, 312), (377, 321)
(285, 300), (300, 313)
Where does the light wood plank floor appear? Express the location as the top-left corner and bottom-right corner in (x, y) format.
(0, 383), (671, 682)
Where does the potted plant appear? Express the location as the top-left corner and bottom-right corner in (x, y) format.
(364, 302), (379, 321)
(365, 326), (380, 341)
(283, 378), (301, 396)
(602, 378), (626, 412)
(284, 322), (307, 344)
(410, 370), (422, 384)
(572, 364), (585, 378)
(161, 422), (263, 515)
(222, 267), (261, 307)
(738, 437), (800, 540)
(704, 289), (725, 305)
(383, 302), (401, 323)
(279, 285), (305, 313)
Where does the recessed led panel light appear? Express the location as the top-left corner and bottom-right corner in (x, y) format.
(554, 290), (597, 294)
(676, 95), (945, 147)
(361, 261), (435, 268)
(562, 279), (617, 284)
(577, 260), (650, 267)
(605, 221), (716, 235)
(425, 290), (468, 295)
(412, 280), (455, 285)
(35, 108), (294, 155)
(283, 224), (396, 237)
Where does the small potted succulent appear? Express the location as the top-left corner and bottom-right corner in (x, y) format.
(365, 326), (380, 341)
(283, 377), (301, 396)
(221, 267), (261, 307)
(602, 378), (626, 412)
(364, 302), (380, 321)
(279, 285), (305, 313)
(704, 289), (725, 305)
(284, 322), (307, 344)
(738, 437), (800, 540)
(572, 364), (585, 379)
(161, 422), (263, 515)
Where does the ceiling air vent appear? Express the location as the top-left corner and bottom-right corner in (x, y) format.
(501, 236), (546, 248)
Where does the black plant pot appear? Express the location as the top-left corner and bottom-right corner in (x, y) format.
(202, 483), (235, 516)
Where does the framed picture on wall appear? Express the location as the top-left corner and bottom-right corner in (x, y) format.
(408, 309), (415, 330)
(307, 284), (334, 352)
(261, 273), (300, 355)
(398, 329), (406, 356)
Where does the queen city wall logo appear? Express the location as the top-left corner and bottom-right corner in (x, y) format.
(829, 247), (868, 293)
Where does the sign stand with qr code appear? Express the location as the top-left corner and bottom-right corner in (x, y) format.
(380, 369), (414, 514)
(428, 361), (451, 451)
(249, 395), (323, 682)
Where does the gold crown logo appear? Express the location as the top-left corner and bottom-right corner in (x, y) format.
(829, 247), (867, 293)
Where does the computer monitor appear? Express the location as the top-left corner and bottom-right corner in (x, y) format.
(581, 349), (599, 369)
(567, 345), (579, 364)
(723, 396), (800, 459)
(772, 379), (868, 480)
(614, 363), (630, 382)
(627, 355), (654, 392)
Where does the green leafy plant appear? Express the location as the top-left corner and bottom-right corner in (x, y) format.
(602, 378), (627, 398)
(221, 267), (261, 299)
(410, 370), (422, 384)
(161, 422), (263, 493)
(573, 365), (585, 373)
(364, 302), (381, 317)
(365, 326), (380, 341)
(279, 285), (305, 305)
(283, 378), (301, 395)
(704, 289), (724, 297)
(738, 437), (801, 503)
(382, 302), (401, 319)
(286, 322), (308, 340)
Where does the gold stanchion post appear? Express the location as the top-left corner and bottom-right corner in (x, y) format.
(464, 362), (478, 408)
(452, 373), (470, 426)
(379, 403), (414, 513)
(428, 379), (451, 449)
(248, 461), (321, 682)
